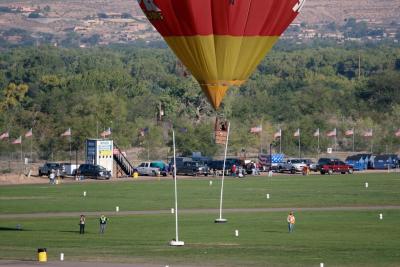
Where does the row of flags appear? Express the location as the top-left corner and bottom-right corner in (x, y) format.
(251, 126), (400, 138)
(0, 127), (112, 145)
(0, 127), (114, 141)
(1, 125), (399, 144)
(0, 128), (33, 144)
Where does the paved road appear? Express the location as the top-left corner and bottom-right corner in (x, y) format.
(1, 206), (399, 219)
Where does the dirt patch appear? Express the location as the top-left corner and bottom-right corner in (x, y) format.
(0, 173), (47, 185)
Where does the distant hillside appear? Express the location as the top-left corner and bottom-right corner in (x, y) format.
(0, 0), (398, 46)
(1, 0), (399, 25)
(298, 0), (400, 24)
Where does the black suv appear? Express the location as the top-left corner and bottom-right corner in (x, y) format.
(38, 162), (65, 177)
(176, 161), (209, 176)
(76, 164), (111, 180)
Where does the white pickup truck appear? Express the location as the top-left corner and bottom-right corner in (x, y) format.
(135, 162), (168, 176)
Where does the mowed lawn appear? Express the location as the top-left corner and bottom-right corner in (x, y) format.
(0, 173), (399, 214)
(0, 173), (399, 266)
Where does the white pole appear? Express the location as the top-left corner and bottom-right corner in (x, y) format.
(170, 129), (184, 245)
(216, 122), (230, 223)
(173, 129), (179, 241)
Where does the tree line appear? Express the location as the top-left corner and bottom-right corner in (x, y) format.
(0, 42), (399, 160)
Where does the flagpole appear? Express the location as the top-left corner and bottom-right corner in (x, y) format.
(30, 135), (33, 162)
(334, 129), (337, 152)
(20, 140), (23, 173)
(279, 130), (282, 154)
(371, 135), (373, 153)
(215, 122), (230, 223)
(69, 132), (72, 164)
(298, 131), (301, 158)
(260, 132), (262, 154)
(352, 128), (355, 152)
(317, 129), (320, 155)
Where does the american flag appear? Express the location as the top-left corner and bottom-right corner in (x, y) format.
(274, 129), (282, 139)
(25, 128), (33, 138)
(363, 129), (373, 137)
(326, 128), (337, 137)
(100, 128), (111, 138)
(250, 125), (262, 133)
(12, 136), (22, 145)
(0, 131), (9, 140)
(293, 128), (300, 137)
(396, 129), (400, 137)
(61, 128), (71, 137)
(345, 129), (354, 136)
(313, 128), (320, 137)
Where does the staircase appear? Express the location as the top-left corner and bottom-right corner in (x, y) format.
(113, 142), (135, 177)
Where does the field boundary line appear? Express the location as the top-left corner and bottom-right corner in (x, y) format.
(1, 205), (399, 219)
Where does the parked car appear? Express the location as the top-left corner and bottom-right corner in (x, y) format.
(176, 161), (209, 176)
(291, 159), (311, 172)
(38, 162), (65, 177)
(318, 158), (353, 175)
(277, 160), (296, 174)
(136, 162), (159, 176)
(76, 164), (111, 179)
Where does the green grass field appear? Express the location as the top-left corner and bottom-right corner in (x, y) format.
(0, 173), (399, 266)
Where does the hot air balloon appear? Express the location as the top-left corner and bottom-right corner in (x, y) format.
(137, 0), (305, 110)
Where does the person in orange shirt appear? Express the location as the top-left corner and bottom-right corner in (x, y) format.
(287, 211), (296, 233)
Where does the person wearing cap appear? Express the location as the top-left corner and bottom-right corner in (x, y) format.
(287, 211), (296, 233)
(79, 215), (85, 234)
(99, 215), (108, 234)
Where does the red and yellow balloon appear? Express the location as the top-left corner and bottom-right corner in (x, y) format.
(137, 0), (305, 109)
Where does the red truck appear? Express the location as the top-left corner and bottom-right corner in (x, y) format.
(318, 158), (354, 175)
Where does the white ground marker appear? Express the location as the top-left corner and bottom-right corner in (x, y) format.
(116, 206), (119, 212)
(209, 180), (213, 186)
(171, 208), (175, 214)
(60, 253), (64, 261)
(266, 194), (270, 199)
(365, 182), (368, 188)
(83, 191), (87, 197)
(379, 213), (383, 220)
(320, 263), (324, 267)
(235, 230), (239, 237)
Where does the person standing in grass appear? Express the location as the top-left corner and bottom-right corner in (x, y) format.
(79, 215), (85, 234)
(287, 211), (296, 233)
(99, 215), (108, 234)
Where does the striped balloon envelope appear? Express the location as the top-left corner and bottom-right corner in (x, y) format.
(137, 0), (305, 110)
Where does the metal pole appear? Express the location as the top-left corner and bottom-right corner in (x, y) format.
(279, 131), (282, 154)
(216, 122), (230, 223)
(352, 128), (355, 152)
(173, 130), (179, 241)
(69, 136), (72, 164)
(30, 131), (33, 163)
(269, 143), (272, 171)
(298, 131), (301, 158)
(317, 130), (320, 155)
(20, 141), (23, 172)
